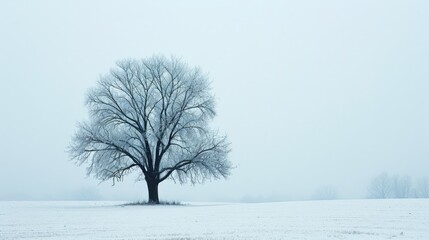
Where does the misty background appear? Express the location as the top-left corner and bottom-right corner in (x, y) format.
(1, 0), (428, 202)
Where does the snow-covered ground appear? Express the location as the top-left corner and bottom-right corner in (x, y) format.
(0, 199), (428, 239)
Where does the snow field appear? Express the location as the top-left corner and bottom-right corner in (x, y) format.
(0, 199), (428, 239)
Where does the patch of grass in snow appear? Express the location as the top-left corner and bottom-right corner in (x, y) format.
(340, 230), (377, 235)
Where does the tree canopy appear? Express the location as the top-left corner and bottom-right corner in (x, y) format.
(69, 56), (232, 203)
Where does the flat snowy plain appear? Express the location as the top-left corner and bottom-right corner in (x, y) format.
(0, 199), (428, 239)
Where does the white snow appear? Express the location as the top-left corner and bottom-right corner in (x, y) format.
(0, 199), (428, 239)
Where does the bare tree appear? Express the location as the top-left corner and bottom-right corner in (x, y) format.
(415, 177), (429, 198)
(391, 175), (411, 198)
(367, 172), (392, 199)
(69, 56), (232, 204)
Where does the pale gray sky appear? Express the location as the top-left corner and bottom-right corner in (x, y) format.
(1, 0), (428, 201)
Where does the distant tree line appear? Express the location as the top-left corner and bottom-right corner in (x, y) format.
(367, 173), (429, 199)
(312, 185), (338, 200)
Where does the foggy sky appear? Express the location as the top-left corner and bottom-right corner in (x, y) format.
(1, 0), (428, 202)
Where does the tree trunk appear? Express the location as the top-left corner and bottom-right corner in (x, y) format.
(146, 178), (160, 204)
